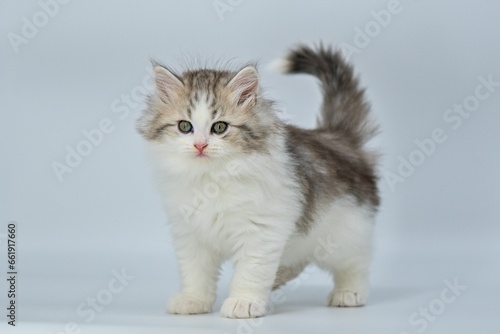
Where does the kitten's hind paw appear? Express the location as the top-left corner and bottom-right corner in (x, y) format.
(167, 292), (212, 315)
(220, 297), (267, 318)
(327, 289), (366, 307)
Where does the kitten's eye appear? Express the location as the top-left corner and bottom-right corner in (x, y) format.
(178, 120), (193, 134)
(211, 121), (228, 134)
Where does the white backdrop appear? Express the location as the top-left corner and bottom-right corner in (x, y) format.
(1, 1), (499, 333)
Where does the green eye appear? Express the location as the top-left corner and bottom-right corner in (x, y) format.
(178, 120), (193, 133)
(211, 122), (228, 134)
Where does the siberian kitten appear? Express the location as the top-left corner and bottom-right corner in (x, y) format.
(137, 45), (379, 318)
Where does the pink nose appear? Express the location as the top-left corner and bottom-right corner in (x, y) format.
(194, 143), (208, 153)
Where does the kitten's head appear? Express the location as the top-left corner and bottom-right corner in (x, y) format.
(138, 64), (276, 163)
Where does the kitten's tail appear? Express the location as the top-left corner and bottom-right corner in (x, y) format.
(274, 44), (377, 147)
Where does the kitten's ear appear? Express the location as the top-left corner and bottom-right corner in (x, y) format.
(227, 66), (259, 107)
(154, 66), (184, 102)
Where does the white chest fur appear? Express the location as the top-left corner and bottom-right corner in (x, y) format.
(151, 146), (302, 256)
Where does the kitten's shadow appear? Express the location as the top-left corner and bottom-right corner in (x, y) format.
(271, 285), (422, 315)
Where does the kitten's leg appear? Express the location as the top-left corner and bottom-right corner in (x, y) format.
(168, 232), (222, 315)
(315, 209), (374, 307)
(272, 262), (308, 290)
(220, 224), (291, 319)
(327, 260), (370, 307)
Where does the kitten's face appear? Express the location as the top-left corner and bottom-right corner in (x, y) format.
(162, 91), (232, 159)
(138, 66), (268, 161)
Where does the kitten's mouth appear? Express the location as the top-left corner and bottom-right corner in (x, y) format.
(196, 152), (208, 158)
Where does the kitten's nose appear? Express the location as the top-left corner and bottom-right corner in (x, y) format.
(194, 143), (208, 153)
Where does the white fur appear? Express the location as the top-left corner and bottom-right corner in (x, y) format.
(267, 58), (292, 73)
(279, 197), (374, 307)
(147, 99), (374, 318)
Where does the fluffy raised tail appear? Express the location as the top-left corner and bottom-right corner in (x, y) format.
(276, 44), (377, 147)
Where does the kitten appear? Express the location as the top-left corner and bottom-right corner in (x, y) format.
(137, 44), (379, 319)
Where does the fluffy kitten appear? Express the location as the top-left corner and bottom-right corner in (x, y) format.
(137, 45), (379, 318)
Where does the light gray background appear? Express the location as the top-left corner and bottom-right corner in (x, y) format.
(1, 1), (499, 333)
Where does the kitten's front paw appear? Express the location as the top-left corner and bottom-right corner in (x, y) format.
(220, 297), (267, 318)
(167, 292), (212, 315)
(327, 289), (366, 307)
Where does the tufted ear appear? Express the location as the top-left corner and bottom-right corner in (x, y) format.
(154, 66), (184, 103)
(227, 66), (259, 107)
